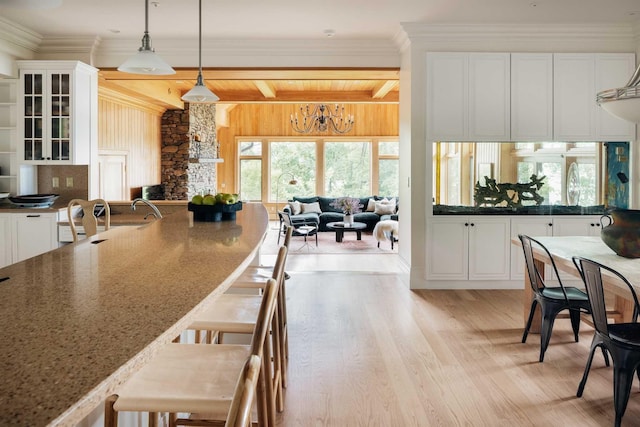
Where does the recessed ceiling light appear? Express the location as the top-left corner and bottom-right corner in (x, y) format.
(627, 11), (640, 16)
(324, 29), (336, 38)
(530, 3), (537, 7)
(108, 29), (121, 34)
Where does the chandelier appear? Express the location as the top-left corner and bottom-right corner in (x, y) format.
(596, 63), (640, 124)
(290, 104), (354, 134)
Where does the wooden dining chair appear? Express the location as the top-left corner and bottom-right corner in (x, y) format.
(226, 355), (262, 427)
(519, 234), (592, 362)
(187, 245), (288, 414)
(105, 278), (279, 427)
(572, 256), (640, 427)
(67, 198), (110, 243)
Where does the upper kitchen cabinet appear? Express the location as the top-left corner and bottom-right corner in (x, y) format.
(554, 53), (636, 142)
(0, 79), (17, 195)
(511, 53), (553, 141)
(427, 53), (510, 142)
(16, 61), (98, 165)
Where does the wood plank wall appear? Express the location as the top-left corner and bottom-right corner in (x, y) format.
(98, 87), (164, 197)
(217, 103), (399, 193)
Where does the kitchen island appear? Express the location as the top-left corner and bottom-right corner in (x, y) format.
(0, 202), (268, 426)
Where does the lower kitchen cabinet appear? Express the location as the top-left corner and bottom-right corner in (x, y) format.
(10, 212), (58, 264)
(427, 216), (511, 282)
(0, 214), (11, 268)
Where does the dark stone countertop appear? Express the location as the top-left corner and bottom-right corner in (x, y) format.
(433, 204), (607, 216)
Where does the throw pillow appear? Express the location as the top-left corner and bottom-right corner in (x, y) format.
(300, 202), (322, 214)
(288, 201), (302, 215)
(374, 200), (396, 215)
(366, 198), (376, 212)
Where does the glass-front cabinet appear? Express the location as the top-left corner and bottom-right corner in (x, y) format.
(17, 61), (97, 165)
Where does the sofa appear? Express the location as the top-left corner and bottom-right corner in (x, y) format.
(282, 196), (398, 232)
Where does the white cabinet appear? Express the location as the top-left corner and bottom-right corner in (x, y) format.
(11, 212), (58, 262)
(511, 54), (553, 141)
(510, 215), (602, 282)
(0, 80), (17, 195)
(427, 53), (510, 141)
(0, 214), (12, 268)
(427, 216), (510, 282)
(17, 61), (97, 165)
(554, 53), (636, 142)
(510, 217), (553, 280)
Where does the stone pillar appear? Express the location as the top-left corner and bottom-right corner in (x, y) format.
(160, 103), (218, 200)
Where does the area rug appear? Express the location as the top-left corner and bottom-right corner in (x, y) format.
(259, 223), (398, 255)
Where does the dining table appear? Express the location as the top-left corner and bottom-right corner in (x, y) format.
(513, 235), (639, 333)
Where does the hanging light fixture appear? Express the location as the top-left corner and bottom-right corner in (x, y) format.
(181, 0), (219, 103)
(290, 104), (354, 134)
(597, 63), (640, 124)
(118, 0), (175, 75)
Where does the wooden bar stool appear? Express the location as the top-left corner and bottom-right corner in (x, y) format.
(187, 246), (288, 413)
(105, 278), (279, 427)
(67, 198), (110, 243)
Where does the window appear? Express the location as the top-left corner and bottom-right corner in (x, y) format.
(238, 141), (262, 201)
(378, 141), (399, 197)
(324, 141), (370, 197)
(237, 137), (398, 201)
(269, 141), (316, 201)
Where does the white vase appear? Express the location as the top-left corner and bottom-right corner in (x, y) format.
(343, 213), (353, 226)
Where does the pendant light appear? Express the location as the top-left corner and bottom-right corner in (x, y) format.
(181, 0), (219, 103)
(118, 0), (175, 75)
(597, 63), (640, 124)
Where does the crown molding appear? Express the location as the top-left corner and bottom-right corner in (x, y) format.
(0, 16), (41, 58)
(400, 23), (637, 52)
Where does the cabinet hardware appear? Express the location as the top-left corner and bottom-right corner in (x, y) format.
(26, 215), (41, 218)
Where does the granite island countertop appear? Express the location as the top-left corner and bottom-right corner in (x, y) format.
(0, 202), (268, 426)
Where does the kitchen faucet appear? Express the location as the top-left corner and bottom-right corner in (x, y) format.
(131, 198), (163, 219)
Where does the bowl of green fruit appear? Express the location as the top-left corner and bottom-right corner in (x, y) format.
(188, 193), (242, 222)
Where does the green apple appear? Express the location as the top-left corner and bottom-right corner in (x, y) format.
(191, 195), (203, 205)
(215, 193), (224, 203)
(221, 193), (236, 204)
(203, 195), (216, 205)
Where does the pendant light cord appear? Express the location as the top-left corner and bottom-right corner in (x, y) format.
(198, 0), (203, 74)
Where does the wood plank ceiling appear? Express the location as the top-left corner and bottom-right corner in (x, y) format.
(98, 68), (400, 111)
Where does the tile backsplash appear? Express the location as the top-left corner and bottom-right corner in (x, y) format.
(38, 165), (89, 201)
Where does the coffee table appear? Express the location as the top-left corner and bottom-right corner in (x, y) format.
(326, 221), (367, 242)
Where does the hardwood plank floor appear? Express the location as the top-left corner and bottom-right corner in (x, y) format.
(276, 254), (640, 426)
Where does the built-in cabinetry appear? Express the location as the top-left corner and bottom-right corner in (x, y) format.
(554, 53), (636, 142)
(17, 60), (98, 165)
(427, 214), (603, 288)
(0, 80), (17, 195)
(0, 214), (11, 268)
(426, 53), (511, 142)
(427, 52), (636, 142)
(0, 211), (58, 268)
(427, 216), (511, 282)
(509, 215), (602, 282)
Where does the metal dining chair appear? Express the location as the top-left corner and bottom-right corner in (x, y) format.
(519, 234), (592, 362)
(572, 256), (640, 427)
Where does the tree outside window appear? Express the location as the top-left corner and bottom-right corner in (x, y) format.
(324, 141), (371, 197)
(269, 141), (316, 201)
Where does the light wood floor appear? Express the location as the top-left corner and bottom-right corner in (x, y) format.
(276, 254), (640, 426)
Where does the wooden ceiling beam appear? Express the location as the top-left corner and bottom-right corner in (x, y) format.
(103, 79), (185, 110)
(254, 80), (277, 98)
(98, 68), (400, 81)
(372, 80), (398, 99)
(213, 90), (398, 103)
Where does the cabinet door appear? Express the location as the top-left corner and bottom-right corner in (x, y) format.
(468, 53), (511, 141)
(427, 217), (468, 280)
(510, 217), (553, 281)
(595, 54), (636, 141)
(554, 54), (595, 141)
(20, 71), (46, 163)
(468, 217), (510, 280)
(552, 216), (601, 237)
(12, 213), (57, 262)
(48, 72), (72, 162)
(511, 54), (553, 141)
(426, 53), (468, 141)
(0, 214), (12, 268)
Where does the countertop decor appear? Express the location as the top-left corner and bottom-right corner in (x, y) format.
(0, 203), (268, 426)
(188, 201), (242, 222)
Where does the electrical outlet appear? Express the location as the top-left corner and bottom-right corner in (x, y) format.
(52, 177), (59, 188)
(66, 177), (73, 187)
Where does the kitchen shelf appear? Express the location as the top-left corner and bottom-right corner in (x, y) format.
(188, 158), (224, 163)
